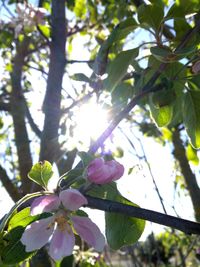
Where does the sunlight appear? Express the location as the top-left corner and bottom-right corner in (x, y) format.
(73, 102), (108, 148)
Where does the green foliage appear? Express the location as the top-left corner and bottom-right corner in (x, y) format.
(105, 196), (145, 250)
(94, 18), (138, 75)
(186, 143), (199, 165)
(149, 96), (173, 127)
(28, 161), (53, 189)
(0, 208), (51, 265)
(111, 82), (134, 107)
(74, 0), (87, 19)
(183, 91), (200, 148)
(88, 183), (145, 250)
(71, 73), (91, 83)
(104, 48), (139, 92)
(137, 4), (164, 32)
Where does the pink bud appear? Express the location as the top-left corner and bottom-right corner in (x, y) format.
(87, 158), (124, 184)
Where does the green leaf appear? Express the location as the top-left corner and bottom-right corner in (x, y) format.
(105, 196), (145, 250)
(74, 0), (87, 19)
(104, 48), (139, 92)
(150, 46), (173, 62)
(88, 183), (145, 249)
(186, 143), (199, 165)
(166, 0), (200, 19)
(114, 17), (138, 41)
(183, 91), (200, 148)
(94, 18), (138, 75)
(1, 226), (35, 265)
(38, 24), (50, 38)
(149, 96), (173, 127)
(28, 161), (53, 189)
(78, 151), (94, 168)
(71, 73), (90, 83)
(137, 4), (164, 31)
(111, 82), (134, 107)
(8, 208), (34, 230)
(7, 207), (51, 231)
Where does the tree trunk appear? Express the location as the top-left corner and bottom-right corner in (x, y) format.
(39, 0), (66, 163)
(10, 37), (33, 195)
(172, 128), (200, 222)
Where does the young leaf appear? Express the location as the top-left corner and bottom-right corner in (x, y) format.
(149, 96), (173, 127)
(105, 196), (145, 250)
(183, 91), (200, 148)
(28, 161), (53, 189)
(137, 4), (164, 32)
(103, 48), (139, 92)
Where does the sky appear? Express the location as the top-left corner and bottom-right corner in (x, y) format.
(0, 0), (199, 244)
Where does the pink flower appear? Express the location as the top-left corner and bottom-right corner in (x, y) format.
(21, 189), (105, 261)
(87, 158), (124, 184)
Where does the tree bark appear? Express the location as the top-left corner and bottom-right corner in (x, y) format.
(39, 0), (66, 163)
(172, 128), (200, 222)
(0, 165), (22, 202)
(10, 37), (33, 195)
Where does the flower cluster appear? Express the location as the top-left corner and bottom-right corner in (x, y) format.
(21, 158), (124, 261)
(9, 4), (46, 37)
(21, 189), (105, 261)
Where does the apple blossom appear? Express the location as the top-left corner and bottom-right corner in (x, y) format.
(21, 189), (105, 261)
(87, 158), (124, 184)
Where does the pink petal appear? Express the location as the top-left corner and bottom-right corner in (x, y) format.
(71, 216), (105, 251)
(49, 225), (75, 261)
(106, 160), (124, 181)
(87, 158), (124, 184)
(87, 158), (104, 177)
(31, 195), (60, 215)
(21, 217), (54, 251)
(59, 189), (88, 211)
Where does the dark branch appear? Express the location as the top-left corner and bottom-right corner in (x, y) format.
(0, 102), (10, 112)
(0, 165), (22, 202)
(25, 101), (42, 138)
(66, 59), (94, 64)
(85, 195), (200, 235)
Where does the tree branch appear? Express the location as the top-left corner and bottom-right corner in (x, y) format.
(24, 100), (42, 138)
(0, 165), (22, 202)
(85, 195), (200, 235)
(0, 102), (10, 112)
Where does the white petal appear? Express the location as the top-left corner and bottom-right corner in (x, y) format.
(21, 217), (54, 251)
(72, 216), (105, 251)
(59, 189), (88, 211)
(49, 225), (75, 261)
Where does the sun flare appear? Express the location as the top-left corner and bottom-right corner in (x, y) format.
(74, 103), (108, 147)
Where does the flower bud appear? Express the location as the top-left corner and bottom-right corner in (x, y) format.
(87, 158), (124, 184)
